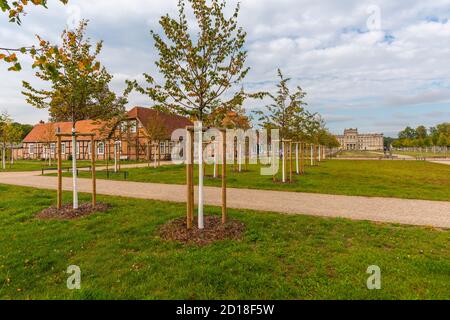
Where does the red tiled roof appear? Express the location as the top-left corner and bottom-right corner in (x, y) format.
(23, 120), (109, 143)
(23, 107), (192, 143)
(128, 107), (192, 139)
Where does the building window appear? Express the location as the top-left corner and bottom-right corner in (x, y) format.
(88, 142), (92, 155)
(130, 122), (137, 133)
(160, 141), (165, 154)
(50, 143), (56, 155)
(98, 142), (105, 155)
(61, 143), (66, 155)
(114, 141), (122, 154)
(120, 122), (127, 133)
(29, 144), (35, 155)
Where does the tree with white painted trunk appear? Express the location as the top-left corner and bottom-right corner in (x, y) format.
(130, 0), (256, 230)
(0, 113), (23, 169)
(254, 70), (308, 182)
(0, 112), (11, 170)
(22, 21), (127, 210)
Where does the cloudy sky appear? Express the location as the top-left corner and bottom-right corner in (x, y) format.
(1, 0), (450, 137)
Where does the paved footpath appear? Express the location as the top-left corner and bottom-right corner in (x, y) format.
(0, 171), (449, 229)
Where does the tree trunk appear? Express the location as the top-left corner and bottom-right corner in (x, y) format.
(72, 129), (79, 209)
(157, 140), (161, 167)
(198, 123), (204, 230)
(147, 141), (151, 167)
(2, 146), (6, 170)
(114, 142), (118, 173)
(153, 143), (157, 168)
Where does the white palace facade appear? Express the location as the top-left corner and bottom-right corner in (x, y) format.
(336, 128), (384, 151)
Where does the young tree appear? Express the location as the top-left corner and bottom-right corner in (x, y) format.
(1, 0), (68, 24)
(0, 112), (21, 168)
(22, 20), (127, 209)
(42, 124), (56, 166)
(6, 122), (23, 166)
(129, 0), (261, 230)
(0, 112), (11, 169)
(144, 112), (168, 168)
(255, 69), (308, 141)
(129, 0), (253, 121)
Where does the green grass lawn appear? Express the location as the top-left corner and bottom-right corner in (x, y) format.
(0, 159), (142, 172)
(60, 160), (450, 201)
(0, 184), (448, 300)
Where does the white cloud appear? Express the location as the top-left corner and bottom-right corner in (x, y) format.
(0, 0), (450, 135)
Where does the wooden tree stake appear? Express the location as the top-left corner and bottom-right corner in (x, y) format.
(186, 130), (193, 229)
(222, 130), (227, 224)
(290, 142), (293, 182)
(57, 135), (62, 210)
(91, 136), (96, 207)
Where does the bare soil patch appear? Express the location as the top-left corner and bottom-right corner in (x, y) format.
(36, 203), (111, 220)
(159, 216), (245, 246)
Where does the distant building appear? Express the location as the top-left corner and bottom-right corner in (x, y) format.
(335, 128), (384, 151)
(21, 107), (192, 161)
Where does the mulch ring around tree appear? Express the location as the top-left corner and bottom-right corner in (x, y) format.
(36, 203), (111, 220)
(159, 216), (246, 246)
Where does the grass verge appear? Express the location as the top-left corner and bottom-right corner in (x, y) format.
(0, 184), (448, 300)
(55, 160), (450, 201)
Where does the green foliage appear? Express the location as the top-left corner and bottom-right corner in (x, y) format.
(0, 184), (448, 299)
(0, 111), (22, 146)
(395, 123), (450, 147)
(254, 69), (336, 146)
(128, 0), (261, 121)
(11, 122), (33, 140)
(1, 0), (68, 25)
(254, 69), (308, 140)
(0, 0), (69, 71)
(21, 20), (127, 128)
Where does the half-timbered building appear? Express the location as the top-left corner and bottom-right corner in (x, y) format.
(21, 107), (192, 161)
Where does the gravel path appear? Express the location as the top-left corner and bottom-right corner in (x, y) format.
(0, 171), (449, 229)
(429, 160), (450, 166)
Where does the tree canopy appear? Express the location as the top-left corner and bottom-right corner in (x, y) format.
(254, 69), (308, 140)
(1, 0), (68, 24)
(1, 0), (69, 70)
(128, 0), (261, 122)
(393, 123), (450, 148)
(22, 20), (127, 128)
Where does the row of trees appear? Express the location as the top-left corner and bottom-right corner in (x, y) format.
(0, 0), (68, 70)
(254, 69), (339, 148)
(2, 0), (338, 211)
(393, 123), (450, 148)
(3, 0), (337, 150)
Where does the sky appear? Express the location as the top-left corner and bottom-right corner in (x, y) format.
(1, 0), (450, 137)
